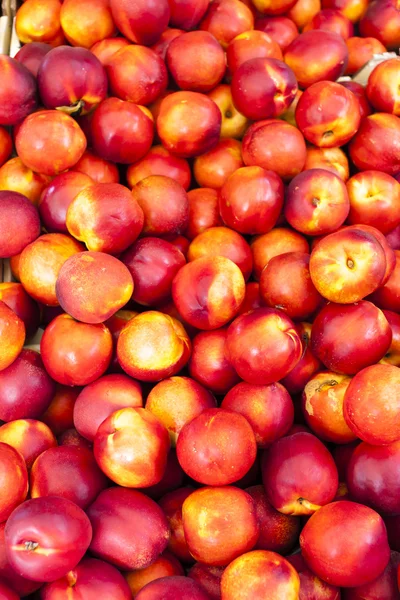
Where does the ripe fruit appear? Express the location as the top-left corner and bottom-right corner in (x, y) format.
(117, 311), (191, 382)
(177, 408), (257, 485)
(87, 487), (169, 570)
(94, 407), (170, 487)
(300, 501), (390, 587)
(221, 550), (300, 600)
(157, 91), (221, 158)
(56, 252), (133, 324)
(231, 57), (298, 121)
(226, 308), (303, 385)
(344, 364), (400, 445)
(5, 496), (92, 582)
(262, 432), (338, 515)
(15, 111), (87, 176)
(182, 486), (259, 566)
(38, 46), (107, 114)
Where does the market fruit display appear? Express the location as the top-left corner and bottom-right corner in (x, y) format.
(1, 0), (400, 598)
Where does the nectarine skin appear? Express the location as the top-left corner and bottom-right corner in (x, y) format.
(61, 0), (116, 48)
(0, 56), (37, 126)
(73, 373), (142, 442)
(226, 308), (303, 385)
(246, 485), (301, 554)
(284, 169), (350, 236)
(359, 0), (400, 50)
(302, 372), (356, 444)
(156, 91), (222, 158)
(311, 301), (392, 374)
(242, 119), (307, 181)
(41, 384), (80, 436)
(66, 182), (144, 254)
(109, 0), (170, 46)
(56, 251), (134, 324)
(251, 227), (310, 280)
(41, 557), (132, 600)
(146, 376), (216, 445)
(94, 407), (170, 488)
(0, 301), (25, 373)
(131, 175), (189, 236)
(199, 0), (254, 48)
(0, 350), (55, 421)
(221, 550), (300, 600)
(5, 496), (92, 583)
(167, 31), (226, 93)
(188, 563), (224, 600)
(117, 311), (191, 382)
(30, 445), (107, 509)
(172, 256), (245, 330)
(0, 157), (51, 205)
(15, 110), (87, 176)
(219, 166), (284, 235)
(40, 314), (113, 386)
(303, 7), (354, 38)
(135, 576), (212, 600)
(121, 237), (186, 307)
(231, 57), (298, 121)
(262, 432), (338, 515)
(0, 419), (56, 468)
(188, 328), (241, 394)
(15, 0), (63, 45)
(39, 171), (94, 234)
(125, 551), (184, 597)
(107, 45), (168, 106)
(87, 487), (170, 570)
(0, 191), (41, 259)
(344, 364), (400, 445)
(260, 251), (323, 320)
(182, 486), (259, 566)
(255, 15), (298, 51)
(127, 145), (191, 191)
(0, 443), (28, 523)
(159, 486), (194, 563)
(19, 232), (84, 306)
(38, 45), (108, 114)
(300, 500), (391, 587)
(349, 113), (400, 175)
(348, 441), (400, 516)
(0, 521), (42, 597)
(309, 226), (387, 303)
(177, 408), (257, 485)
(91, 97), (154, 164)
(222, 382), (294, 447)
(347, 170), (400, 235)
(284, 30), (348, 88)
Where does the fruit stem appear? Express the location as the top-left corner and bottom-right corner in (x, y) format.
(56, 99), (85, 116)
(24, 541), (39, 552)
(316, 380), (338, 392)
(297, 498), (321, 513)
(66, 571), (77, 587)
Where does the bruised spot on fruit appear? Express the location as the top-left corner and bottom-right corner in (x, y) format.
(323, 130), (334, 138)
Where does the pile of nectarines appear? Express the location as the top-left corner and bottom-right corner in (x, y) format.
(1, 0), (400, 598)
